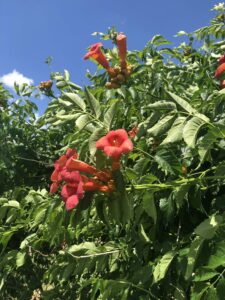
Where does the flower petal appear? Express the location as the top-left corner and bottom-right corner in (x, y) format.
(77, 180), (84, 199)
(104, 146), (122, 158)
(65, 195), (79, 210)
(96, 136), (111, 149)
(66, 158), (97, 175)
(61, 185), (77, 200)
(215, 63), (225, 78)
(121, 139), (133, 153)
(50, 182), (59, 194)
(50, 170), (60, 182)
(66, 148), (78, 159)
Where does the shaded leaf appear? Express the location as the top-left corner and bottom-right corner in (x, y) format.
(63, 92), (86, 111)
(183, 117), (206, 148)
(195, 215), (223, 240)
(85, 87), (101, 118)
(153, 251), (176, 282)
(147, 114), (176, 137)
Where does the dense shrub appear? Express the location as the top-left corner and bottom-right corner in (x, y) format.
(1, 4), (225, 299)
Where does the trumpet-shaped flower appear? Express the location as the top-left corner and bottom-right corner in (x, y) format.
(215, 62), (225, 78)
(96, 129), (133, 159)
(66, 158), (98, 175)
(84, 43), (110, 70)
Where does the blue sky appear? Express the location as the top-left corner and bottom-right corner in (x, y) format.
(0, 0), (217, 114)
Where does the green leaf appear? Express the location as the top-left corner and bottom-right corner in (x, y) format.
(104, 101), (118, 129)
(207, 241), (225, 268)
(150, 34), (172, 46)
(155, 148), (181, 175)
(63, 92), (86, 111)
(68, 242), (97, 254)
(89, 127), (106, 155)
(58, 98), (73, 107)
(62, 264), (75, 281)
(3, 200), (20, 209)
(167, 91), (209, 122)
(139, 223), (150, 242)
(191, 282), (209, 300)
(183, 117), (206, 148)
(193, 267), (219, 282)
(153, 251), (176, 282)
(75, 114), (90, 130)
(194, 215), (223, 240)
(85, 87), (101, 118)
(204, 287), (218, 300)
(173, 184), (190, 209)
(185, 237), (204, 280)
(217, 278), (225, 300)
(112, 170), (132, 224)
(147, 114), (176, 136)
(64, 69), (70, 81)
(57, 113), (82, 121)
(161, 116), (186, 144)
(147, 101), (177, 111)
(16, 251), (26, 268)
(198, 127), (221, 163)
(167, 91), (196, 114)
(143, 192), (157, 224)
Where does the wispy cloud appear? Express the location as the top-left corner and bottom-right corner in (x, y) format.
(0, 69), (34, 89)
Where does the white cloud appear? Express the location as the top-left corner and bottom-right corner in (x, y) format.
(0, 69), (34, 89)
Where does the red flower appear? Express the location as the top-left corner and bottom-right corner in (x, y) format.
(66, 158), (98, 175)
(60, 169), (81, 186)
(117, 33), (127, 67)
(220, 80), (225, 89)
(219, 54), (225, 65)
(128, 126), (138, 139)
(65, 195), (79, 210)
(65, 148), (78, 159)
(81, 175), (115, 192)
(84, 43), (110, 70)
(61, 180), (84, 210)
(96, 129), (133, 159)
(50, 182), (59, 194)
(215, 62), (225, 78)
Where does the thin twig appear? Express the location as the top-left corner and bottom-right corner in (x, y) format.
(16, 156), (52, 167)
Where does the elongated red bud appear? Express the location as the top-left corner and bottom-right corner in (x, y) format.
(117, 33), (127, 65)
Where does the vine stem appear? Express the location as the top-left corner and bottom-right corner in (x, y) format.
(65, 249), (120, 259)
(126, 175), (225, 191)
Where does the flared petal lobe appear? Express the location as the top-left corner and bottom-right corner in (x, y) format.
(104, 146), (122, 158)
(50, 182), (59, 194)
(95, 136), (111, 149)
(66, 195), (79, 210)
(215, 63), (225, 78)
(121, 139), (134, 153)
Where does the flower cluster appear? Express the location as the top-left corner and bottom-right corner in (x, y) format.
(39, 80), (53, 91)
(84, 33), (132, 89)
(214, 53), (225, 89)
(50, 130), (133, 210)
(50, 148), (115, 210)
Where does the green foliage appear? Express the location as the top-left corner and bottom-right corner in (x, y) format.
(1, 5), (225, 299)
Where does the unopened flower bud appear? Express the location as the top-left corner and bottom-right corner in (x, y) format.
(117, 74), (126, 83)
